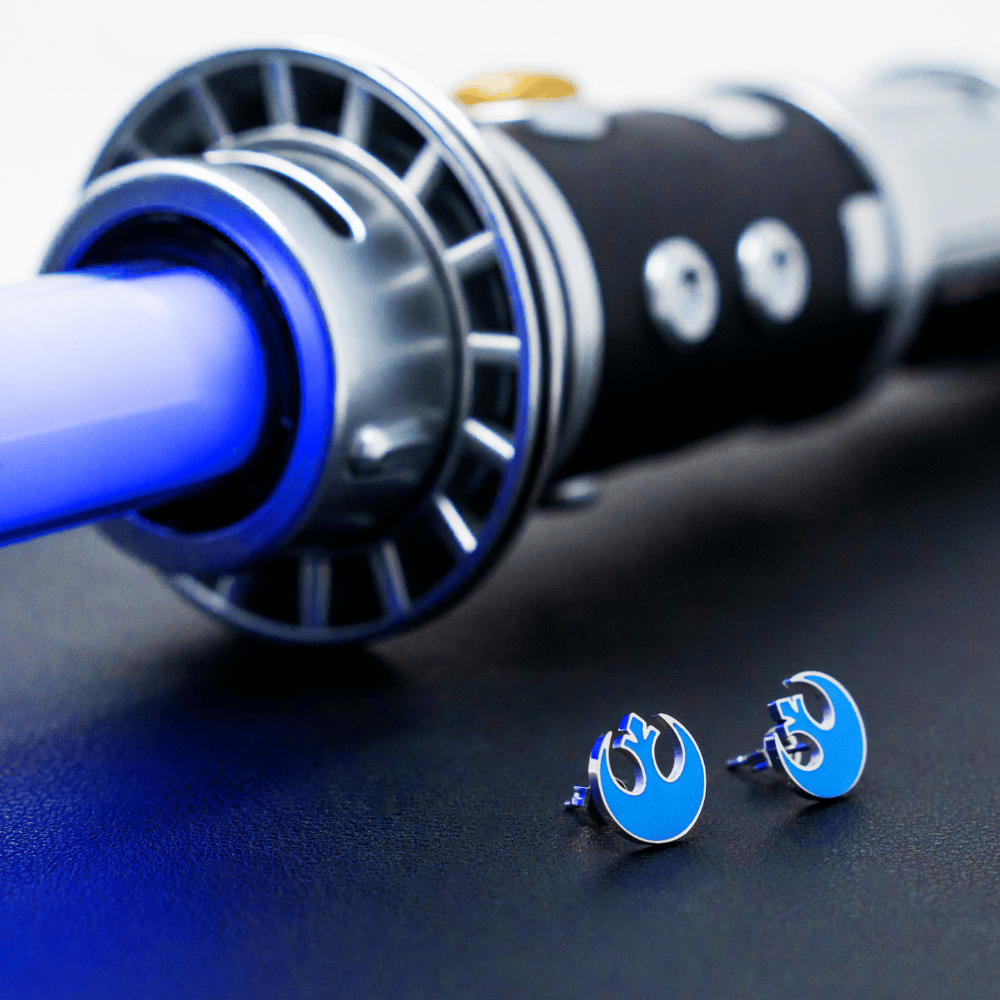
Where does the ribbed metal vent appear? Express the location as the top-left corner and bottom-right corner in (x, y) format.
(88, 43), (560, 643)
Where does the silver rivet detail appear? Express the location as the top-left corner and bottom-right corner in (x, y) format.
(540, 474), (600, 510)
(681, 94), (786, 141)
(736, 218), (811, 323)
(528, 101), (610, 140)
(349, 418), (433, 477)
(643, 237), (721, 345)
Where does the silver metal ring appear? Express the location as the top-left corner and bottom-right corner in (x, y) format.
(72, 40), (569, 644)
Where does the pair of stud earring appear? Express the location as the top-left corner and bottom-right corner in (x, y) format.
(565, 671), (867, 846)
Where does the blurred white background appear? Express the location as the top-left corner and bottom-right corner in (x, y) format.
(1, 0), (996, 284)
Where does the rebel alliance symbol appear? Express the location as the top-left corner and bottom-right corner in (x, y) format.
(727, 671), (867, 799)
(566, 713), (706, 844)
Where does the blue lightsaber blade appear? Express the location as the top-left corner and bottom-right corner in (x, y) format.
(0, 267), (266, 543)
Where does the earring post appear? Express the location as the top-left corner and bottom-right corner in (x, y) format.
(726, 748), (769, 771)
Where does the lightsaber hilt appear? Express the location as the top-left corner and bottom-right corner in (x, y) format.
(7, 44), (1000, 643)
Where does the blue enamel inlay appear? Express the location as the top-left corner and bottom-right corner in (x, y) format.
(767, 671), (867, 799)
(588, 713), (705, 844)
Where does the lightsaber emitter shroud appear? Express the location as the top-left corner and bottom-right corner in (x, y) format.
(6, 43), (1000, 642)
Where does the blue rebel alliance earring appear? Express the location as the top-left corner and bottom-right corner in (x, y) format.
(727, 671), (867, 799)
(566, 712), (707, 844)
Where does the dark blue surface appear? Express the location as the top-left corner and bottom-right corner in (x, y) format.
(1, 368), (1000, 998)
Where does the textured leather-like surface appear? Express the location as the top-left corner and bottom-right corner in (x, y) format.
(2, 368), (1000, 998)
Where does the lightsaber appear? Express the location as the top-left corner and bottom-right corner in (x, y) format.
(2, 42), (997, 643)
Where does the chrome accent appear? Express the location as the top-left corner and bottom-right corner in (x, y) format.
(468, 331), (521, 364)
(435, 494), (477, 554)
(643, 236), (721, 344)
(349, 418), (435, 476)
(338, 82), (374, 146)
(527, 101), (610, 140)
(463, 418), (515, 463)
(673, 93), (786, 140)
(856, 69), (1000, 297)
(464, 98), (609, 140)
(463, 99), (535, 125)
(479, 127), (604, 467)
(203, 148), (368, 240)
(189, 78), (233, 147)
(403, 142), (444, 200)
(839, 192), (892, 310)
(736, 218), (811, 323)
(444, 230), (496, 273)
(540, 474), (599, 510)
(369, 540), (410, 615)
(263, 57), (298, 126)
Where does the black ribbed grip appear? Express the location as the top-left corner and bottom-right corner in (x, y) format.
(503, 99), (887, 475)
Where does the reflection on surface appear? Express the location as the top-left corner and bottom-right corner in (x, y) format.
(1, 369), (1000, 996)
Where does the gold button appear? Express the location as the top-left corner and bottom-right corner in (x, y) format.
(454, 72), (577, 106)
